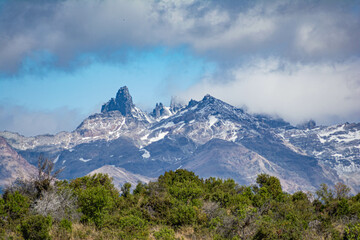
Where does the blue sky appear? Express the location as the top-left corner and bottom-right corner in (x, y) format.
(0, 0), (359, 136)
(0, 47), (215, 112)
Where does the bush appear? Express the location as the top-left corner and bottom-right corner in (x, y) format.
(256, 174), (283, 200)
(70, 174), (120, 228)
(169, 203), (197, 227)
(344, 222), (360, 240)
(59, 218), (72, 233)
(33, 186), (79, 221)
(154, 226), (176, 240)
(20, 215), (52, 240)
(78, 185), (115, 228)
(116, 215), (149, 239)
(3, 191), (30, 220)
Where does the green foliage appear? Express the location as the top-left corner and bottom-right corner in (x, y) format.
(78, 185), (115, 227)
(115, 214), (148, 239)
(70, 173), (119, 228)
(154, 226), (176, 240)
(256, 173), (283, 200)
(70, 173), (119, 198)
(316, 183), (334, 204)
(121, 182), (132, 198)
(169, 202), (197, 227)
(59, 218), (72, 233)
(3, 191), (30, 220)
(20, 215), (52, 240)
(344, 222), (360, 240)
(1, 168), (359, 239)
(0, 197), (5, 216)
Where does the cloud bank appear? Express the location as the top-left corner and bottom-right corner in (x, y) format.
(179, 58), (360, 125)
(1, 0), (358, 73)
(0, 0), (359, 134)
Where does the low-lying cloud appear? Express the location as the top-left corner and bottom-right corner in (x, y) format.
(0, 105), (86, 136)
(179, 58), (360, 125)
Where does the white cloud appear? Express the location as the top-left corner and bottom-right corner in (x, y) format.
(179, 58), (360, 125)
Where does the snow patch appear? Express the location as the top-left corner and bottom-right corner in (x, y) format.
(141, 133), (149, 140)
(162, 121), (175, 128)
(140, 149), (151, 158)
(148, 131), (169, 143)
(208, 115), (218, 127)
(318, 125), (345, 138)
(53, 154), (60, 163)
(190, 105), (198, 111)
(79, 157), (92, 162)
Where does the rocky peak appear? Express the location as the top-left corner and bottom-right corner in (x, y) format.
(170, 96), (184, 113)
(187, 99), (199, 108)
(202, 94), (216, 102)
(101, 86), (135, 116)
(297, 120), (317, 130)
(151, 103), (171, 119)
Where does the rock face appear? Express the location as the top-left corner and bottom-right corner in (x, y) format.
(151, 103), (172, 119)
(101, 86), (135, 116)
(1, 86), (359, 193)
(0, 137), (36, 189)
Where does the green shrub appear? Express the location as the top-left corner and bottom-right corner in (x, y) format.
(20, 215), (52, 240)
(154, 226), (176, 240)
(3, 191), (30, 220)
(59, 218), (72, 233)
(256, 174), (283, 200)
(344, 222), (360, 240)
(116, 215), (148, 239)
(169, 203), (197, 227)
(78, 185), (115, 228)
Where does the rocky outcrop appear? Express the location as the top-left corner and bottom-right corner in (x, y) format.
(101, 86), (135, 116)
(151, 103), (172, 119)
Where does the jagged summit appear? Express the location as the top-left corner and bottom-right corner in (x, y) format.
(151, 103), (172, 119)
(1, 87), (360, 193)
(101, 86), (135, 116)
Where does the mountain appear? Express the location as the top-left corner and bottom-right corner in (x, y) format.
(0, 137), (36, 190)
(0, 86), (359, 193)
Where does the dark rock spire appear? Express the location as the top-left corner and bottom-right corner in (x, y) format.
(101, 86), (135, 116)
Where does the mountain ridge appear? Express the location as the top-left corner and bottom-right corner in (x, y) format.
(0, 86), (359, 193)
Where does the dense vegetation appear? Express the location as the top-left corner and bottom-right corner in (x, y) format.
(0, 159), (359, 239)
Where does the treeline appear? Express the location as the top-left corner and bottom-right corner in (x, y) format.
(0, 161), (359, 239)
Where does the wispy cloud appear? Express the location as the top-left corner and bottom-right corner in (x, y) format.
(0, 105), (85, 136)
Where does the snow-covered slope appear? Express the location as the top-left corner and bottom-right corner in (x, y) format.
(277, 122), (360, 192)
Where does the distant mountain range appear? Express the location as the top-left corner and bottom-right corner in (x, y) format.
(1, 86), (359, 193)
